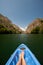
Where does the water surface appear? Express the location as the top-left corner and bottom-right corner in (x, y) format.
(0, 34), (43, 65)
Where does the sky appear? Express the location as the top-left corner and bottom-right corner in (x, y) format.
(0, 0), (43, 28)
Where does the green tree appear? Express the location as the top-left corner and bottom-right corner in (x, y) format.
(40, 20), (43, 23)
(31, 26), (40, 34)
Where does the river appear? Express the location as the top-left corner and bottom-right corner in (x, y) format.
(0, 34), (43, 65)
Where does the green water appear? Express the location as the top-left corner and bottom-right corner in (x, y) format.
(0, 34), (43, 65)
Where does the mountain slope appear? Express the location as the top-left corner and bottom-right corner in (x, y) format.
(0, 14), (22, 34)
(26, 18), (43, 34)
(0, 14), (43, 34)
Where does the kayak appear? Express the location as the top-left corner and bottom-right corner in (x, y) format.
(5, 44), (41, 65)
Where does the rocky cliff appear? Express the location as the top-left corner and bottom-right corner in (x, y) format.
(26, 18), (43, 34)
(0, 14), (23, 34)
(0, 14), (43, 34)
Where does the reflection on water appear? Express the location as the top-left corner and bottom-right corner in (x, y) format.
(0, 34), (43, 65)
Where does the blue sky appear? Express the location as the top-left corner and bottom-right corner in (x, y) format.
(0, 0), (43, 28)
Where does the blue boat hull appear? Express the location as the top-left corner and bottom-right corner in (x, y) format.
(5, 44), (41, 65)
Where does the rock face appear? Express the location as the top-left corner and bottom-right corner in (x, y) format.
(13, 24), (23, 33)
(0, 14), (43, 34)
(0, 14), (23, 34)
(26, 18), (43, 34)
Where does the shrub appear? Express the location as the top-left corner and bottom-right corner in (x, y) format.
(31, 26), (40, 34)
(41, 20), (43, 23)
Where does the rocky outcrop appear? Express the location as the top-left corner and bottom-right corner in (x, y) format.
(0, 14), (23, 34)
(0, 14), (43, 34)
(26, 18), (43, 34)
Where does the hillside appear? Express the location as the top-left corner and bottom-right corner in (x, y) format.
(26, 18), (43, 34)
(0, 14), (43, 34)
(0, 14), (23, 34)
